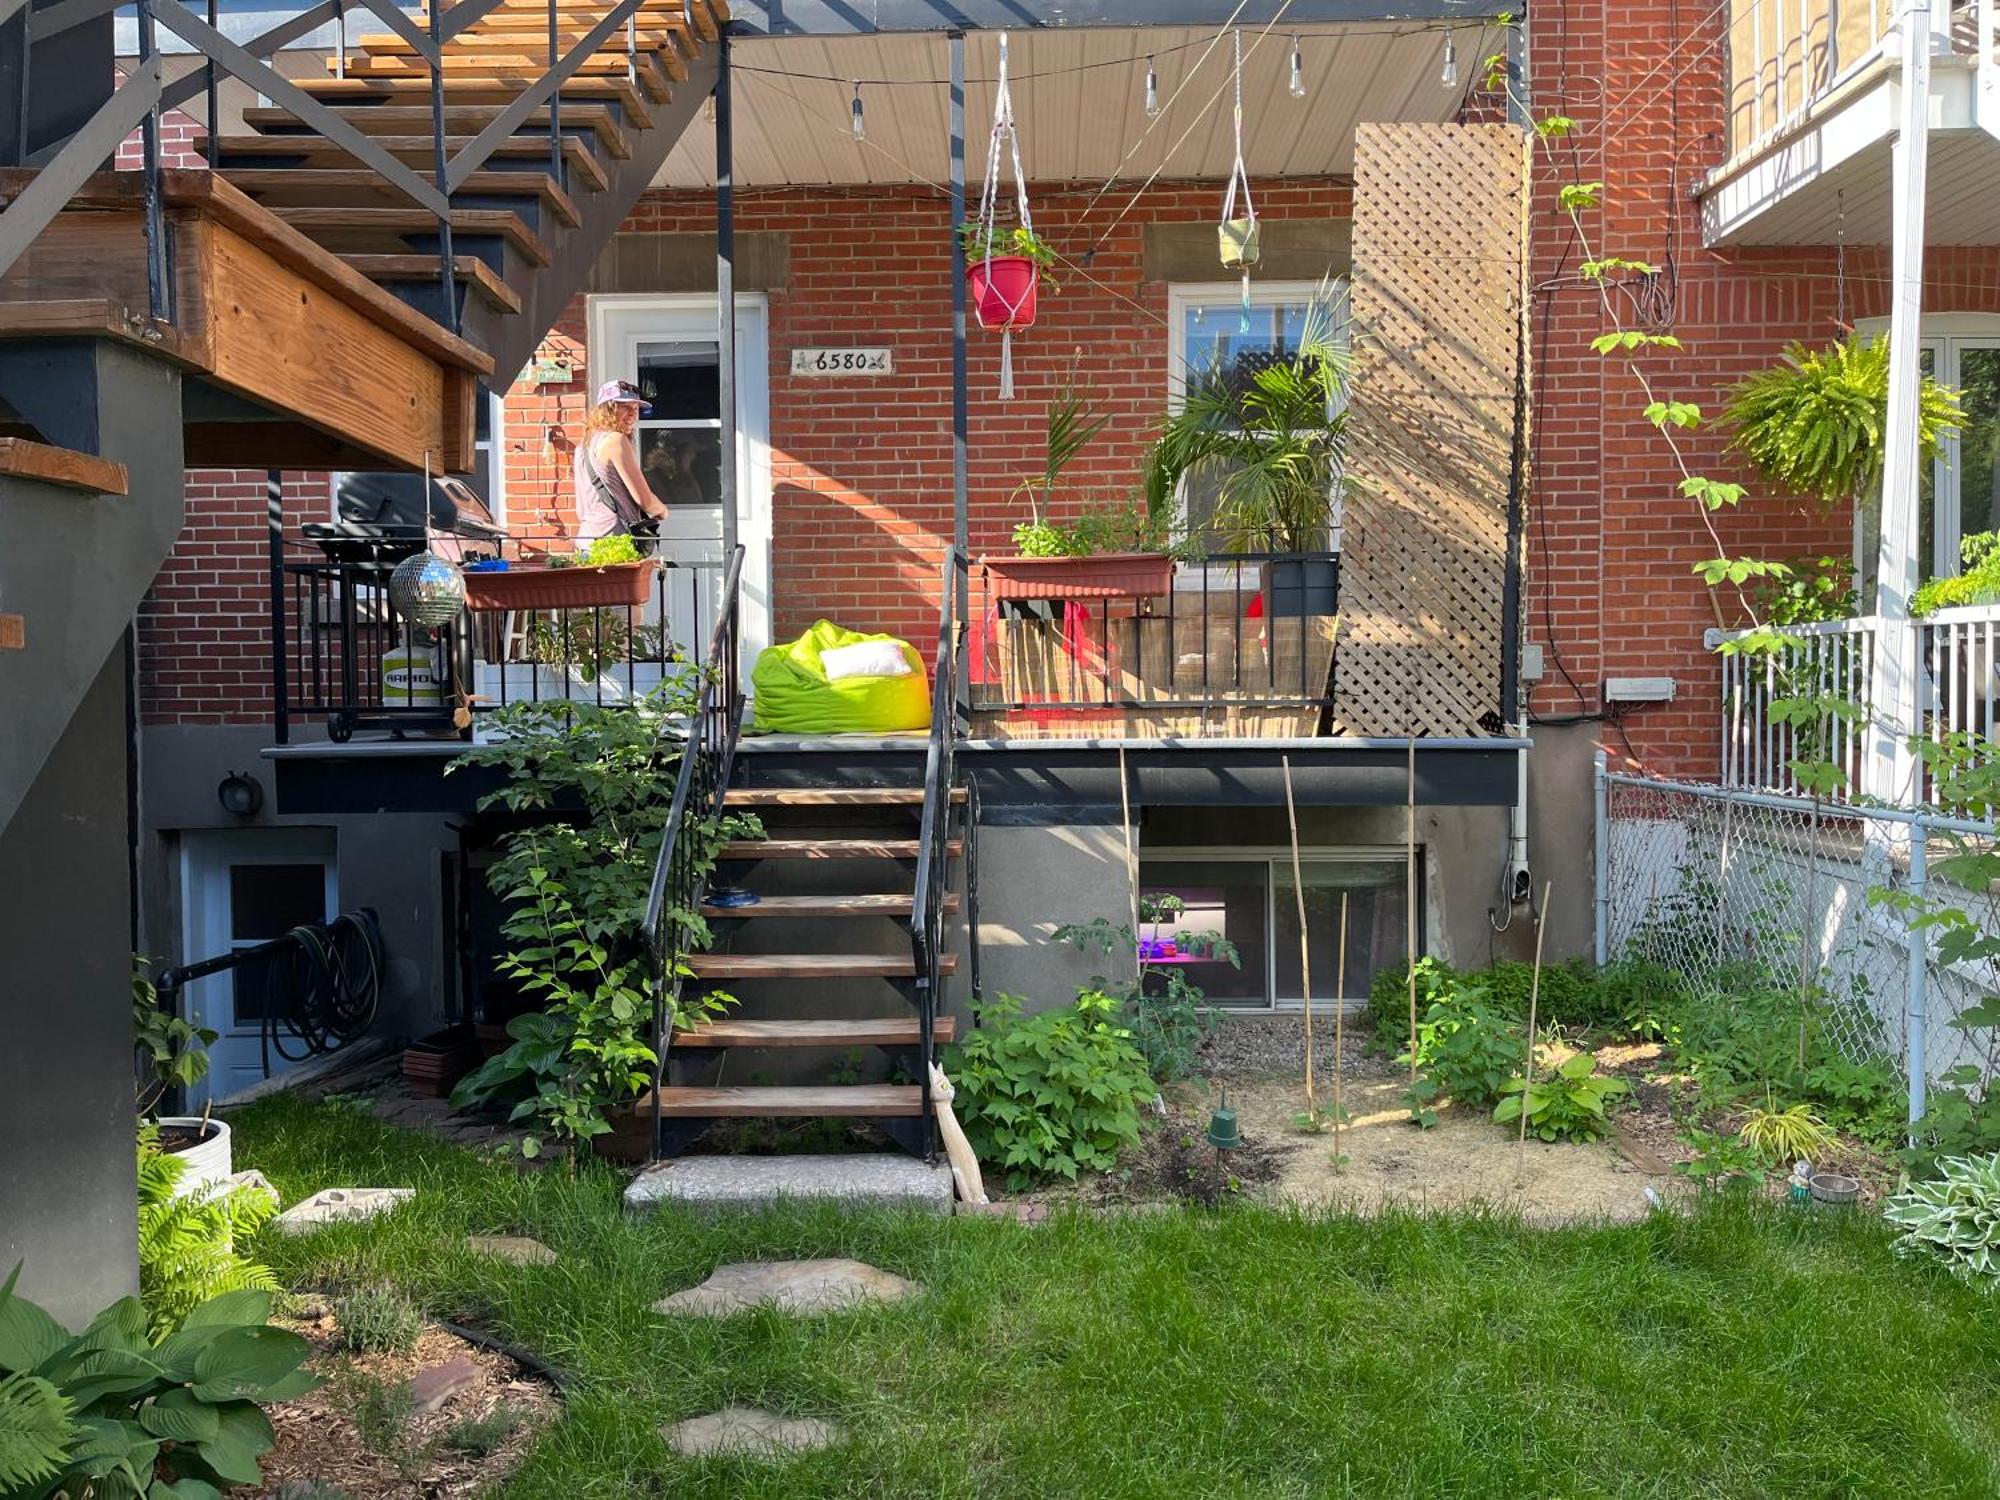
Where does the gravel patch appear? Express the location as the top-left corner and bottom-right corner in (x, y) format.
(1198, 1012), (1396, 1083)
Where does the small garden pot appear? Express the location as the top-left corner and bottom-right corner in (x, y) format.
(1218, 217), (1261, 269)
(156, 1116), (232, 1198)
(1261, 556), (1339, 618)
(1809, 1172), (1860, 1205)
(983, 552), (1174, 601)
(402, 1026), (478, 1098)
(967, 255), (1039, 330)
(462, 558), (658, 613)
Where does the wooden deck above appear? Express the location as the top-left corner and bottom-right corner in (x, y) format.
(0, 171), (488, 472)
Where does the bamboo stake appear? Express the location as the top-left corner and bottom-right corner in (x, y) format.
(1282, 754), (1314, 1112)
(1118, 744), (1140, 980)
(1516, 880), (1555, 1179)
(1335, 890), (1349, 1171)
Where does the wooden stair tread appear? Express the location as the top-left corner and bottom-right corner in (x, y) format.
(241, 105), (631, 159)
(698, 893), (958, 918)
(721, 787), (966, 807)
(332, 54), (675, 103)
(357, 35), (692, 84)
(221, 167), (580, 228)
(640, 1085), (922, 1118)
(686, 953), (957, 979)
(718, 838), (963, 860)
(0, 436), (128, 495)
(422, 16), (699, 60)
(673, 1016), (956, 1048)
(303, 72), (656, 128)
(340, 254), (521, 313)
(206, 133), (610, 195)
(270, 206), (551, 267)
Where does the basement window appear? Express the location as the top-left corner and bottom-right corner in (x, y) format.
(1138, 849), (1412, 1011)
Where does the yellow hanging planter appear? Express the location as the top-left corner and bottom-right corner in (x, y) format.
(1219, 216), (1261, 270)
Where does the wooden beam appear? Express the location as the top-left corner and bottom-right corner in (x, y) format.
(0, 436), (129, 494)
(0, 615), (22, 651)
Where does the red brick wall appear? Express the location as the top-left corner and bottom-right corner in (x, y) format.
(1523, 0), (2000, 777)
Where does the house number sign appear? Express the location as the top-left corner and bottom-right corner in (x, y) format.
(790, 347), (893, 376)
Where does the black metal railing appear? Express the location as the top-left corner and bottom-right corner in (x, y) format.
(269, 531), (726, 742)
(964, 548), (1341, 732)
(639, 543), (744, 1158)
(908, 546), (971, 1161)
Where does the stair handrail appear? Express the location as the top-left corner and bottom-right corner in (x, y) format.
(908, 546), (969, 1162)
(640, 541), (744, 1158)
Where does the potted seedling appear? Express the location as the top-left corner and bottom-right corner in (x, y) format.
(463, 532), (660, 613)
(134, 959), (233, 1195)
(1144, 286), (1347, 618)
(983, 379), (1180, 600)
(959, 221), (1057, 331)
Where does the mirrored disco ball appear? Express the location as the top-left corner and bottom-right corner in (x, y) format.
(388, 552), (465, 629)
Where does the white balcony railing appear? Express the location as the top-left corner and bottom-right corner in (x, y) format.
(1714, 603), (2000, 807)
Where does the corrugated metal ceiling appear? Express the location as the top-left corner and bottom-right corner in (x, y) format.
(654, 22), (1500, 188)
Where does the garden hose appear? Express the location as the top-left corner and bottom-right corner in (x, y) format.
(259, 909), (384, 1075)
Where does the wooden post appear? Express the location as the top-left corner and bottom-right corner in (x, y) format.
(1516, 880), (1555, 1178)
(1335, 890), (1349, 1171)
(1282, 754), (1314, 1111)
(1118, 744), (1140, 983)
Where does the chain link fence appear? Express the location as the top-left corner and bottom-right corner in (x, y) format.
(1594, 759), (2000, 1122)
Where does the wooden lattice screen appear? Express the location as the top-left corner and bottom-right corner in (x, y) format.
(1334, 121), (1530, 737)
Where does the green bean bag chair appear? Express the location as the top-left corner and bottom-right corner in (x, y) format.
(751, 619), (931, 734)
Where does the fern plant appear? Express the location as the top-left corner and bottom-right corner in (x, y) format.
(0, 1369), (74, 1495)
(1724, 334), (1961, 506)
(137, 1124), (278, 1337)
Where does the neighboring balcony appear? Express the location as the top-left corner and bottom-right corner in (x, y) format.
(1698, 0), (2000, 246)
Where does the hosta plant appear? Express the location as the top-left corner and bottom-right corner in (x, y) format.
(1885, 1151), (2000, 1289)
(1493, 1051), (1629, 1143)
(0, 1268), (316, 1498)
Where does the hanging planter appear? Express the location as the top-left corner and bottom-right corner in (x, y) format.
(966, 249), (1042, 330)
(962, 31), (1041, 398)
(1219, 30), (1259, 325)
(1218, 216), (1261, 270)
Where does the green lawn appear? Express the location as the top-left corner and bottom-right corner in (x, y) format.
(236, 1094), (2000, 1499)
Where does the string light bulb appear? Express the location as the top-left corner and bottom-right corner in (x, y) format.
(1288, 34), (1305, 98)
(849, 80), (866, 141)
(1144, 55), (1160, 119)
(1440, 33), (1458, 89)
(703, 92), (716, 123)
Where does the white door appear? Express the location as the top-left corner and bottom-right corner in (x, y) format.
(179, 830), (338, 1106)
(588, 294), (772, 671)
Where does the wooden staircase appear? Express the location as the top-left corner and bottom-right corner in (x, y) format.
(641, 782), (973, 1157)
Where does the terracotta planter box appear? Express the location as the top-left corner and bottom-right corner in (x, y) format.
(402, 1026), (477, 1098)
(983, 552), (1175, 601)
(463, 559), (658, 613)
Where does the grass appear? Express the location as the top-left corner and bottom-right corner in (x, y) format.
(235, 1093), (2000, 1499)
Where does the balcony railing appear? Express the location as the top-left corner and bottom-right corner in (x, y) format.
(1715, 603), (2000, 805)
(270, 530), (725, 743)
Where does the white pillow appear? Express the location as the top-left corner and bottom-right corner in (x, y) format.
(821, 640), (912, 680)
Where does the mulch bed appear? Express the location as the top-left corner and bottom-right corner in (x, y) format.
(251, 1312), (559, 1498)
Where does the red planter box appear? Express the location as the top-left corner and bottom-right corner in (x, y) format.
(463, 559), (658, 613)
(967, 255), (1039, 330)
(983, 552), (1175, 601)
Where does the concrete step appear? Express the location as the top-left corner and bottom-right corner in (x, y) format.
(625, 1152), (952, 1216)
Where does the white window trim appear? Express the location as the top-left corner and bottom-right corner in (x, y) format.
(1855, 314), (2000, 578)
(1140, 844), (1413, 1012)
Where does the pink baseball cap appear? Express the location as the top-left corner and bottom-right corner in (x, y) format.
(595, 378), (653, 413)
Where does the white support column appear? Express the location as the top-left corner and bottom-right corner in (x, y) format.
(1865, 0), (1938, 808)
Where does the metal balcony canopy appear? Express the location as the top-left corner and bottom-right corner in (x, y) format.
(657, 18), (1501, 186)
(726, 0), (1502, 34)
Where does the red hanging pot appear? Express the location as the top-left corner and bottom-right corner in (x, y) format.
(967, 255), (1039, 330)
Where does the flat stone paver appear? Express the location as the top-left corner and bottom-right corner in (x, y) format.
(663, 1406), (843, 1458)
(271, 1187), (413, 1234)
(466, 1234), (556, 1265)
(652, 1258), (923, 1318)
(624, 1153), (954, 1216)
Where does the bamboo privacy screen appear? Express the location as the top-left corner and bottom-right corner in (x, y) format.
(1334, 121), (1530, 738)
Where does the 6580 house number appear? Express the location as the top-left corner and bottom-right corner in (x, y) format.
(789, 347), (893, 376)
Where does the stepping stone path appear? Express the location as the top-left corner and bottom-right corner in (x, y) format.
(271, 1187), (413, 1235)
(624, 1153), (953, 1216)
(663, 1406), (843, 1459)
(467, 1234), (557, 1265)
(652, 1258), (923, 1318)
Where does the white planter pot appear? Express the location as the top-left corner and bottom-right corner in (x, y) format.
(472, 662), (671, 740)
(157, 1116), (232, 1198)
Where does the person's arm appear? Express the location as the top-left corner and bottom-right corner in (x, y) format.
(605, 432), (668, 519)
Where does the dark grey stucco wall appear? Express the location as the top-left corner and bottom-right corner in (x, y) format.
(0, 647), (140, 1329)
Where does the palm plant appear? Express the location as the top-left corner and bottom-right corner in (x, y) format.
(1144, 291), (1349, 552)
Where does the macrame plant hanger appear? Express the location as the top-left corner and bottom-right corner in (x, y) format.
(1218, 28), (1260, 332)
(976, 31), (1034, 399)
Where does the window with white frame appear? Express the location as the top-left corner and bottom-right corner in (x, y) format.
(1165, 281), (1350, 549)
(1857, 316), (2000, 584)
(1138, 848), (1412, 1009)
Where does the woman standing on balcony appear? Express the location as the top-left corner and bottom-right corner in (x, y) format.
(574, 378), (669, 542)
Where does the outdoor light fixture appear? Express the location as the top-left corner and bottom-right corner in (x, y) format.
(850, 80), (866, 141)
(1440, 33), (1458, 89)
(1144, 56), (1160, 119)
(216, 771), (263, 818)
(703, 92), (716, 123)
(1288, 34), (1305, 98)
